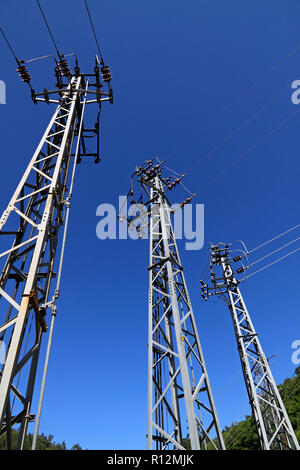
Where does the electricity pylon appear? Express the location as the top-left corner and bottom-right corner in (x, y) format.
(201, 243), (299, 450)
(125, 161), (225, 450)
(0, 57), (112, 448)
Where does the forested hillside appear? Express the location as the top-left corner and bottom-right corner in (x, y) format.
(181, 366), (300, 450)
(0, 430), (82, 450)
(222, 366), (300, 450)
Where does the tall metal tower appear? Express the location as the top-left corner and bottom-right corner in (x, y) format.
(125, 161), (225, 450)
(0, 55), (112, 448)
(200, 243), (299, 450)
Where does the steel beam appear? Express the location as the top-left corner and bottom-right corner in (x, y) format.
(145, 176), (225, 450)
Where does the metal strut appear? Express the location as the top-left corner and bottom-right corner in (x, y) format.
(0, 57), (112, 449)
(127, 163), (225, 450)
(201, 243), (299, 450)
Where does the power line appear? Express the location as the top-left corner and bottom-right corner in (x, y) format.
(35, 0), (61, 59)
(184, 81), (293, 176)
(165, 43), (300, 161)
(83, 0), (104, 65)
(240, 247), (300, 281)
(196, 106), (300, 192)
(247, 236), (300, 267)
(247, 223), (300, 255)
(199, 262), (210, 280)
(0, 26), (20, 64)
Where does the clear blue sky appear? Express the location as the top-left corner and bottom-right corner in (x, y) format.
(0, 0), (299, 450)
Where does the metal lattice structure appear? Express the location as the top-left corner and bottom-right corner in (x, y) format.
(0, 60), (112, 449)
(126, 162), (225, 450)
(201, 243), (299, 450)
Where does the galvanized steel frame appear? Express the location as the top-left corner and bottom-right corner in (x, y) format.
(147, 177), (225, 450)
(0, 72), (109, 448)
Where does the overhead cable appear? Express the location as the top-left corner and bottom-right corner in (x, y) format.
(196, 107), (300, 192)
(240, 247), (300, 281)
(249, 236), (300, 267)
(0, 26), (21, 65)
(83, 0), (104, 64)
(35, 0), (62, 59)
(184, 81), (294, 176)
(247, 223), (300, 255)
(165, 44), (300, 161)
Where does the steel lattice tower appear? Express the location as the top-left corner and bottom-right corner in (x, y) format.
(0, 59), (112, 449)
(201, 243), (299, 450)
(126, 162), (225, 450)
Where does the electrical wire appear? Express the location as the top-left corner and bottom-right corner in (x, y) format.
(24, 54), (56, 63)
(165, 43), (300, 161)
(179, 181), (195, 196)
(246, 236), (300, 268)
(184, 81), (294, 176)
(83, 0), (104, 65)
(247, 223), (300, 255)
(163, 165), (182, 176)
(200, 262), (210, 280)
(224, 410), (253, 448)
(240, 247), (300, 281)
(35, 0), (62, 59)
(159, 47), (300, 202)
(196, 106), (300, 192)
(24, 52), (75, 64)
(0, 26), (21, 65)
(11, 311), (34, 413)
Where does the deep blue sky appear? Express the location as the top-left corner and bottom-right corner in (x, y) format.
(0, 0), (300, 450)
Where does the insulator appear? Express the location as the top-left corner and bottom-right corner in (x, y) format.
(57, 59), (71, 77)
(186, 197), (192, 203)
(17, 65), (31, 84)
(101, 65), (112, 83)
(236, 267), (245, 274)
(233, 255), (242, 262)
